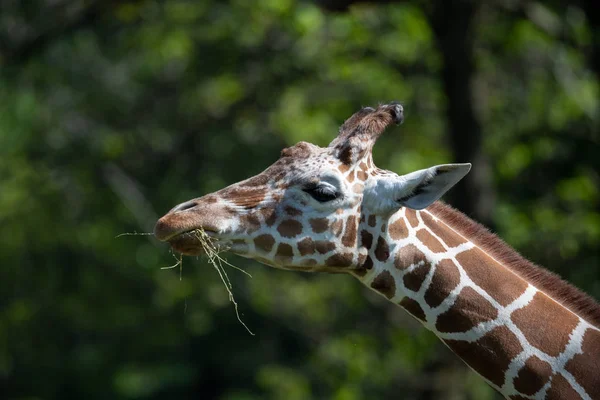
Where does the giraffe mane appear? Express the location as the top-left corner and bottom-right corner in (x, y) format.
(428, 201), (600, 329)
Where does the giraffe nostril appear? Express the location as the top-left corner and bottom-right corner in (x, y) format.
(172, 200), (198, 212)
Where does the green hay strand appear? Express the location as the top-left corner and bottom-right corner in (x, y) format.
(116, 229), (254, 335)
(193, 228), (254, 336)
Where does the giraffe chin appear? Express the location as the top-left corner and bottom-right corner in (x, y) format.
(168, 232), (205, 256)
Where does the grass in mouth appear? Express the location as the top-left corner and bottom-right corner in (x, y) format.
(117, 229), (254, 335)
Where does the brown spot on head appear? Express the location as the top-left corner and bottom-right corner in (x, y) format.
(368, 215), (377, 227)
(421, 212), (467, 247)
(456, 248), (528, 306)
(360, 230), (373, 250)
(394, 244), (426, 270)
(545, 374), (583, 400)
(564, 328), (600, 398)
(405, 208), (419, 228)
(435, 287), (498, 333)
(298, 237), (315, 256)
(258, 207), (278, 226)
(402, 262), (431, 292)
(513, 356), (553, 396)
(285, 206), (302, 217)
(225, 187), (268, 209)
(511, 292), (579, 357)
(356, 170), (368, 181)
(352, 183), (364, 193)
(309, 218), (329, 233)
(424, 260), (461, 307)
(204, 195), (219, 204)
(444, 325), (523, 387)
(347, 172), (355, 183)
(374, 236), (390, 262)
(399, 297), (426, 321)
(416, 229), (445, 252)
(359, 161), (368, 172)
(341, 216), (357, 247)
(388, 218), (409, 240)
(315, 240), (335, 254)
(277, 219), (303, 238)
(371, 271), (396, 299)
(338, 163), (350, 173)
(239, 213), (261, 234)
(254, 234), (275, 252)
(325, 253), (353, 268)
(276, 243), (294, 258)
(338, 146), (353, 165)
(280, 141), (316, 158)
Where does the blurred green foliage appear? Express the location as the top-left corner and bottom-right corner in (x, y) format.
(0, 1), (597, 399)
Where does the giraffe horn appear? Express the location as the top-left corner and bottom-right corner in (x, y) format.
(329, 103), (403, 165)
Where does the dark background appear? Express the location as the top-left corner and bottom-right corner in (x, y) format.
(1, 0), (598, 399)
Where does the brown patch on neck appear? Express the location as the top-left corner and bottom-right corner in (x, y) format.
(325, 253), (353, 268)
(456, 248), (528, 307)
(360, 230), (373, 250)
(564, 328), (600, 398)
(388, 218), (409, 240)
(513, 356), (553, 396)
(405, 208), (419, 227)
(428, 201), (600, 328)
(399, 297), (426, 321)
(545, 374), (583, 400)
(402, 262), (431, 292)
(394, 244), (426, 270)
(371, 270), (396, 299)
(444, 325), (522, 388)
(511, 291), (579, 356)
(435, 287), (498, 333)
(416, 229), (445, 252)
(374, 236), (390, 262)
(424, 260), (461, 307)
(367, 214), (377, 227)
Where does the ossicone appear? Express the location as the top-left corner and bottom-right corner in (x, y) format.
(329, 103), (403, 166)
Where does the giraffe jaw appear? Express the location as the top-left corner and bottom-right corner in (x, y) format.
(165, 229), (249, 258)
(164, 229), (222, 256)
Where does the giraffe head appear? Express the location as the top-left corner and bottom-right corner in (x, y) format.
(154, 103), (470, 273)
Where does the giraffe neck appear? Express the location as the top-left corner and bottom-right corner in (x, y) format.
(357, 202), (600, 399)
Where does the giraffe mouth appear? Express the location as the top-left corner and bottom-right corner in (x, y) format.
(167, 229), (218, 256)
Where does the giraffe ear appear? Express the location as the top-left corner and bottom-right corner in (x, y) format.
(395, 164), (471, 210)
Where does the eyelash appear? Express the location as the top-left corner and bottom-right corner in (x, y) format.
(303, 186), (339, 202)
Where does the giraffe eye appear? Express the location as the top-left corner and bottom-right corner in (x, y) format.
(303, 185), (339, 203)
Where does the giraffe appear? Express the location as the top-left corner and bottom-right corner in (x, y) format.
(154, 103), (600, 399)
